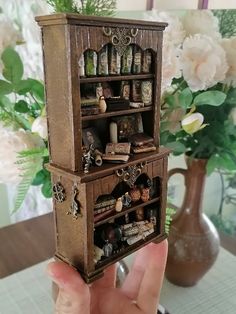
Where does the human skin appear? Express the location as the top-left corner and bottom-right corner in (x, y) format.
(47, 240), (168, 314)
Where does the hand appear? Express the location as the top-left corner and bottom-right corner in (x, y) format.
(47, 240), (168, 314)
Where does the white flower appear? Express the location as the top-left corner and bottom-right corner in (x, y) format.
(162, 41), (181, 93)
(181, 112), (207, 134)
(0, 125), (44, 184)
(180, 34), (228, 92)
(182, 10), (221, 40)
(0, 16), (22, 53)
(229, 107), (236, 125)
(32, 116), (48, 139)
(221, 37), (236, 87)
(144, 10), (185, 47)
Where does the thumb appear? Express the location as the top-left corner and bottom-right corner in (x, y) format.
(47, 262), (90, 314)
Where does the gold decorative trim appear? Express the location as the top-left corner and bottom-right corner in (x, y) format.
(115, 162), (147, 187)
(103, 27), (139, 56)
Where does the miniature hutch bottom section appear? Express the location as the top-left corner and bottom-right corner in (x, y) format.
(50, 155), (168, 282)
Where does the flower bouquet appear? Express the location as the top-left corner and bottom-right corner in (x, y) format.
(145, 10), (236, 174)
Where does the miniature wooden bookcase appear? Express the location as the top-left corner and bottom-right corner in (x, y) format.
(36, 14), (169, 283)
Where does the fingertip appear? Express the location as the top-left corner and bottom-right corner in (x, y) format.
(46, 261), (87, 292)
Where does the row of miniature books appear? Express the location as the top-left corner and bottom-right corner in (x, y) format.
(79, 45), (153, 77)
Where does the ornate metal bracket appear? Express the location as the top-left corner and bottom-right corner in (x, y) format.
(67, 185), (82, 220)
(103, 27), (139, 56)
(53, 182), (66, 203)
(116, 162), (147, 187)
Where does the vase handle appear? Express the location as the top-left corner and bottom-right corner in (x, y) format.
(168, 168), (187, 210)
(168, 168), (187, 180)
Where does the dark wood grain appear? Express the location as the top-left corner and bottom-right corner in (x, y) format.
(80, 73), (154, 83)
(0, 213), (54, 278)
(95, 197), (160, 227)
(82, 106), (153, 121)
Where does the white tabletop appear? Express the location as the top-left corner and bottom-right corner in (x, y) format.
(0, 248), (235, 314)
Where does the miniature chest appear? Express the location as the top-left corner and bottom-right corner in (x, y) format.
(36, 13), (169, 283)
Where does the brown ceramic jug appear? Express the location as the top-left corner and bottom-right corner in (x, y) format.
(165, 157), (220, 286)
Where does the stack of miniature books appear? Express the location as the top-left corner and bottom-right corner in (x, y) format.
(129, 133), (156, 153)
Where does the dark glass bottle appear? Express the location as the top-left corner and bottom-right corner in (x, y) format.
(85, 50), (97, 76)
(121, 46), (133, 74)
(132, 46), (142, 74)
(98, 46), (109, 76)
(109, 46), (121, 75)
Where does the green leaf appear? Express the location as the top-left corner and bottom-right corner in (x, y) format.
(32, 169), (48, 186)
(194, 91), (226, 106)
(15, 79), (34, 95)
(14, 100), (29, 113)
(225, 88), (236, 105)
(165, 141), (186, 154)
(41, 178), (52, 198)
(164, 94), (176, 108)
(1, 47), (23, 84)
(179, 87), (193, 108)
(0, 80), (12, 95)
(27, 79), (45, 103)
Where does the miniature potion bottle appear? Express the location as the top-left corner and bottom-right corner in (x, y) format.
(98, 46), (109, 76)
(121, 46), (133, 74)
(78, 53), (85, 77)
(142, 50), (152, 73)
(115, 197), (123, 212)
(109, 45), (121, 75)
(103, 240), (113, 257)
(99, 96), (107, 113)
(85, 50), (97, 76)
(132, 46), (142, 74)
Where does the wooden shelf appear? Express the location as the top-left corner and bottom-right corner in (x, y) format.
(82, 106), (152, 121)
(95, 232), (167, 271)
(80, 73), (154, 84)
(78, 147), (170, 182)
(94, 197), (160, 227)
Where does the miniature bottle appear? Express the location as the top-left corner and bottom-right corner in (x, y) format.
(142, 50), (152, 73)
(109, 45), (121, 75)
(78, 53), (85, 77)
(132, 46), (142, 74)
(85, 50), (97, 76)
(99, 96), (107, 113)
(103, 240), (113, 257)
(121, 46), (133, 74)
(98, 46), (109, 76)
(115, 197), (123, 212)
(110, 121), (118, 143)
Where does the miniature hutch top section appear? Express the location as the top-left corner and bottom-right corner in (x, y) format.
(36, 14), (167, 176)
